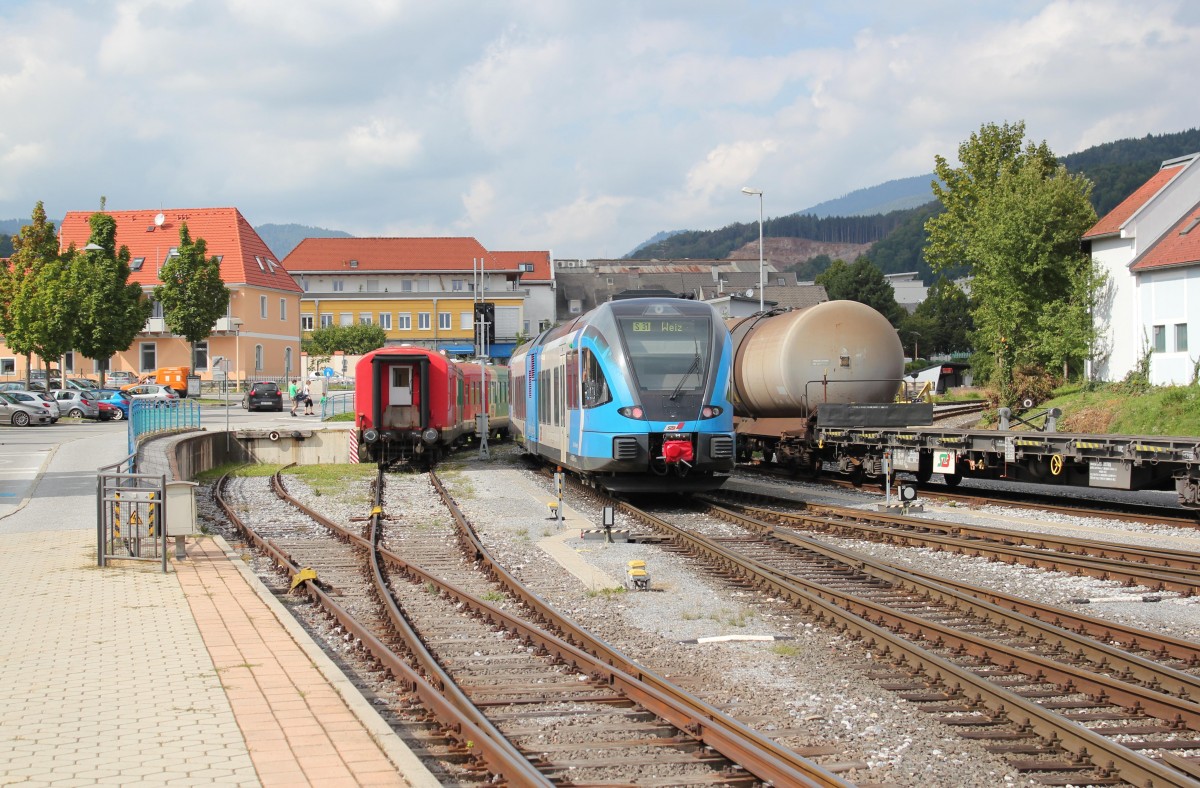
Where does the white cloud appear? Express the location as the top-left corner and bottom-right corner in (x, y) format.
(0, 0), (1198, 257)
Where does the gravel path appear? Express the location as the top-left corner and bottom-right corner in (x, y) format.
(201, 448), (1200, 787)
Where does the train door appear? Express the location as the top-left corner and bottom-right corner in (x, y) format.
(388, 364), (419, 427)
(539, 347), (568, 462)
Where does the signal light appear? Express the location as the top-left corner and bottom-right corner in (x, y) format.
(618, 406), (645, 419)
(701, 405), (723, 418)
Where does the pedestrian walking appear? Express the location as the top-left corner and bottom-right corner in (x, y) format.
(288, 379), (300, 417)
(302, 383), (314, 415)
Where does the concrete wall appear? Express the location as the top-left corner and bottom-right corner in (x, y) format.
(168, 427), (353, 481)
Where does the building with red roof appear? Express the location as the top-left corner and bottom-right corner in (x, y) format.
(0, 207), (302, 385)
(282, 237), (553, 362)
(1083, 153), (1200, 385)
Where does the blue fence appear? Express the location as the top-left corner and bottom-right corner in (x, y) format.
(320, 391), (356, 420)
(128, 400), (203, 458)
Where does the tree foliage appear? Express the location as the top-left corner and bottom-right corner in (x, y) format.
(302, 323), (387, 356)
(898, 276), (973, 357)
(925, 121), (1100, 403)
(0, 202), (78, 378)
(814, 257), (905, 326)
(154, 222), (231, 369)
(73, 213), (154, 383)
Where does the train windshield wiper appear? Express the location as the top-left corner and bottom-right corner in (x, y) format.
(670, 354), (702, 401)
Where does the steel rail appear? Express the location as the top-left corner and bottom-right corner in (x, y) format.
(422, 471), (849, 788)
(218, 471), (550, 787)
(701, 500), (1200, 704)
(610, 496), (1198, 788)
(271, 469), (844, 788)
(715, 494), (1200, 596)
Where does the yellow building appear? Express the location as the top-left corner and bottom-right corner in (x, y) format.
(283, 237), (551, 362)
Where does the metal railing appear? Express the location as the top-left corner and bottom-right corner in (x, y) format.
(128, 399), (203, 457)
(320, 391), (356, 420)
(96, 453), (167, 571)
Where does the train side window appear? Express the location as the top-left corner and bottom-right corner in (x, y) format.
(581, 348), (611, 408)
(566, 350), (580, 410)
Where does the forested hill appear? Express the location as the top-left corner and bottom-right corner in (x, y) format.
(629, 127), (1200, 278)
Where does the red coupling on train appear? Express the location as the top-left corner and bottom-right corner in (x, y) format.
(662, 439), (694, 464)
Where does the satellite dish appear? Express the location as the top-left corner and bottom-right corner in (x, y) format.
(154, 212), (165, 227)
(745, 289), (754, 297)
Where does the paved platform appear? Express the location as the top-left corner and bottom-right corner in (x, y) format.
(0, 428), (439, 787)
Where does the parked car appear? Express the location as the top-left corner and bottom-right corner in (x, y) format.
(3, 390), (60, 423)
(103, 371), (137, 386)
(125, 383), (179, 406)
(0, 392), (52, 426)
(65, 377), (100, 390)
(93, 389), (132, 421)
(53, 389), (101, 419)
(242, 381), (284, 412)
(96, 401), (119, 421)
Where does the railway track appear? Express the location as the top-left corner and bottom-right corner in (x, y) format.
(569, 479), (1200, 786)
(215, 467), (845, 786)
(705, 488), (1200, 597)
(736, 462), (1199, 528)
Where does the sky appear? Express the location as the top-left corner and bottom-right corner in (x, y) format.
(2, 1), (1198, 259)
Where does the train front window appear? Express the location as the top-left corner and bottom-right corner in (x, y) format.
(616, 316), (711, 393)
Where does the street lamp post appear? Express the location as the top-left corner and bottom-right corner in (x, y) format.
(232, 318), (244, 394)
(741, 187), (764, 312)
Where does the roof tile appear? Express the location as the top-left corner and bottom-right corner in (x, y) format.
(57, 208), (300, 292)
(1130, 201), (1200, 272)
(1083, 163), (1188, 239)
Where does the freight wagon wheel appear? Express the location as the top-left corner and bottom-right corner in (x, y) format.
(943, 471), (963, 488)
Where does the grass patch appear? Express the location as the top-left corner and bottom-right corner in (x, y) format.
(585, 586), (626, 598)
(285, 463), (376, 498)
(770, 643), (801, 657)
(481, 591), (506, 602)
(326, 412), (355, 422)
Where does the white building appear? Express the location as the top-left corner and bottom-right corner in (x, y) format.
(1083, 153), (1200, 385)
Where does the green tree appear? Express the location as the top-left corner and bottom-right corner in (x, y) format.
(1, 202), (78, 382)
(73, 213), (154, 385)
(903, 276), (974, 356)
(925, 121), (1100, 402)
(814, 257), (905, 325)
(302, 323), (387, 356)
(153, 222), (231, 372)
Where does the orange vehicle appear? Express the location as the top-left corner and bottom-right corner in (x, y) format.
(121, 367), (190, 397)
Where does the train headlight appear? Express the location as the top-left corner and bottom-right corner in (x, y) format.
(363, 429), (380, 443)
(422, 428), (439, 444)
(618, 406), (645, 420)
(701, 405), (723, 418)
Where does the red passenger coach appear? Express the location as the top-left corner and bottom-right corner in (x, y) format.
(355, 346), (510, 465)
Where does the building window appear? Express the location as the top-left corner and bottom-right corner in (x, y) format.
(523, 320), (530, 335)
(301, 314), (314, 331)
(319, 313), (333, 328)
(461, 312), (473, 331)
(284, 347), (293, 376)
(1, 358), (14, 376)
(332, 280), (345, 292)
(140, 342), (157, 372)
(452, 279), (464, 291)
(151, 299), (164, 318)
(64, 352), (74, 373)
(418, 312), (431, 330)
(1153, 324), (1166, 353)
(93, 357), (110, 374)
(260, 295), (268, 318)
(254, 345), (264, 372)
(359, 313), (373, 325)
(194, 341), (209, 371)
(280, 298), (287, 320)
(438, 312), (451, 330)
(1176, 323), (1189, 353)
(569, 299), (582, 314)
(401, 280), (413, 292)
(379, 313), (392, 330)
(398, 313), (411, 330)
(339, 313), (353, 326)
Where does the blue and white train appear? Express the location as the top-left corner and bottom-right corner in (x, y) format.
(508, 297), (736, 493)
